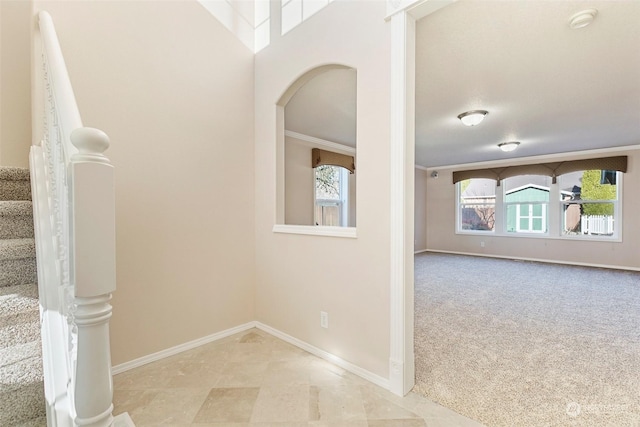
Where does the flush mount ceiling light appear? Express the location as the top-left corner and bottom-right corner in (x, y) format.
(498, 141), (520, 152)
(457, 110), (488, 126)
(569, 9), (598, 29)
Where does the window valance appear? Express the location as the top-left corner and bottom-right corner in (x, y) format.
(452, 156), (627, 185)
(312, 148), (355, 174)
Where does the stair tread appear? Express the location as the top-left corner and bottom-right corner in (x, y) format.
(0, 167), (30, 181)
(0, 282), (44, 425)
(0, 179), (31, 201)
(0, 200), (33, 216)
(0, 171), (43, 425)
(0, 282), (39, 309)
(0, 238), (36, 260)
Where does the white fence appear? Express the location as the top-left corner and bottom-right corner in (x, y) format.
(581, 215), (614, 235)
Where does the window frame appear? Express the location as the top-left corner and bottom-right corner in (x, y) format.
(281, 0), (334, 35)
(454, 172), (623, 241)
(314, 165), (349, 227)
(558, 170), (622, 241)
(455, 178), (496, 234)
(503, 180), (551, 236)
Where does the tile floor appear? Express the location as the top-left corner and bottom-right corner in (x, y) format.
(113, 328), (484, 427)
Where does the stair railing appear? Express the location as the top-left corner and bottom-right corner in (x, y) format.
(30, 10), (120, 427)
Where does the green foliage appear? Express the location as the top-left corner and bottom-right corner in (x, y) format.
(581, 170), (616, 215)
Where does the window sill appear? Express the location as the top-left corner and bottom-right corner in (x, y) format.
(273, 224), (357, 238)
(456, 230), (495, 235)
(455, 229), (621, 242)
(556, 234), (622, 243)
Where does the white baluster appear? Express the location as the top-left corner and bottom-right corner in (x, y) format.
(69, 127), (115, 427)
(73, 295), (114, 427)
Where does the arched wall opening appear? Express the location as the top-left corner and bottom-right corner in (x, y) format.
(275, 64), (357, 231)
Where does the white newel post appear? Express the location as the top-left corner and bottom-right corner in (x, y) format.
(69, 127), (116, 427)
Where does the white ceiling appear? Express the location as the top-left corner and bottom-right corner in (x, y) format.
(415, 0), (640, 168)
(283, 1), (640, 168)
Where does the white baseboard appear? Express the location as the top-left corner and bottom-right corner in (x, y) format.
(425, 249), (640, 272)
(254, 321), (390, 390)
(111, 322), (255, 375)
(414, 249), (428, 254)
(111, 320), (391, 392)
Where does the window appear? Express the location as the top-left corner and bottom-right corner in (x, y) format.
(559, 170), (620, 237)
(281, 0), (334, 35)
(504, 175), (550, 234)
(315, 165), (349, 226)
(455, 170), (622, 240)
(457, 178), (496, 232)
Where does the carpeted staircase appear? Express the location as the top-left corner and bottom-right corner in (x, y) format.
(0, 166), (46, 426)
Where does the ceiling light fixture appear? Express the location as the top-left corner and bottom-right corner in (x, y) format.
(498, 141), (520, 152)
(457, 110), (488, 126)
(569, 9), (598, 29)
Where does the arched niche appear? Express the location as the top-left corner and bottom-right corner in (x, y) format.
(275, 64), (357, 232)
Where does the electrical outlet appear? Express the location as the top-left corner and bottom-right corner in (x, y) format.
(480, 241), (485, 247)
(320, 311), (329, 329)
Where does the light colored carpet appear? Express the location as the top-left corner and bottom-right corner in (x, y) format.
(0, 166), (31, 201)
(0, 283), (46, 426)
(0, 201), (35, 239)
(0, 239), (38, 287)
(0, 167), (45, 426)
(413, 252), (640, 427)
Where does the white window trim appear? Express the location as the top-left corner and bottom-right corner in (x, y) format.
(455, 180), (495, 234)
(281, 0), (334, 36)
(559, 173), (622, 241)
(455, 173), (623, 241)
(313, 165), (349, 227)
(503, 179), (550, 236)
(339, 167), (349, 226)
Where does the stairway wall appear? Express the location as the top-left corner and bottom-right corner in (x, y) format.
(34, 1), (256, 366)
(0, 0), (33, 168)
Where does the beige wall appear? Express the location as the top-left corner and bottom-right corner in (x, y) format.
(255, 1), (391, 378)
(425, 148), (640, 270)
(34, 1), (256, 365)
(285, 137), (314, 225)
(0, 0), (32, 167)
(414, 167), (427, 252)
